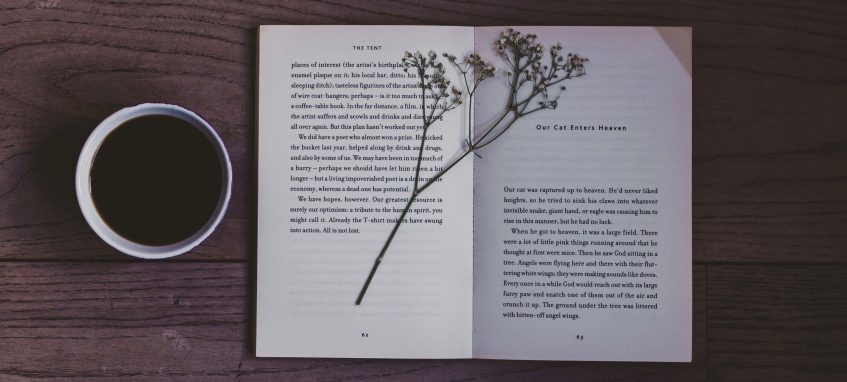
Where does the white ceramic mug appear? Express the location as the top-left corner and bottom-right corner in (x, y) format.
(75, 103), (232, 259)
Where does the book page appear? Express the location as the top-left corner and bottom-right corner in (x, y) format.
(257, 26), (474, 358)
(472, 27), (692, 361)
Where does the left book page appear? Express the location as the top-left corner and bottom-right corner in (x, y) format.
(256, 26), (475, 358)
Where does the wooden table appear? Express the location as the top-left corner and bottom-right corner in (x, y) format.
(1, 1), (845, 380)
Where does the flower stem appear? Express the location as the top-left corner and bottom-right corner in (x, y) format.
(354, 149), (473, 305)
(355, 193), (417, 305)
(357, 34), (588, 305)
(413, 83), (428, 190)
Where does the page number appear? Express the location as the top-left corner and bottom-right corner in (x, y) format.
(576, 334), (584, 341)
(361, 332), (369, 338)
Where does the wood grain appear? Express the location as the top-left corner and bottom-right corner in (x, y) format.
(707, 264), (847, 381)
(0, 0), (845, 262)
(0, 262), (707, 381)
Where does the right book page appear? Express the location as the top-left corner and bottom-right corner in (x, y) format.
(471, 26), (692, 362)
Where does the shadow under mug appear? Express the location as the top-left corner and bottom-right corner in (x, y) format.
(75, 103), (232, 259)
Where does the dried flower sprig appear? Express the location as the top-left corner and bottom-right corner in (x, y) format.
(444, 52), (496, 148)
(355, 29), (589, 305)
(402, 51), (464, 127)
(474, 28), (588, 149)
(401, 50), (463, 190)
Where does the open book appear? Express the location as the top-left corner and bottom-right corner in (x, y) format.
(256, 25), (691, 361)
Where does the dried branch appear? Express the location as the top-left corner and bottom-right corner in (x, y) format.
(355, 29), (589, 305)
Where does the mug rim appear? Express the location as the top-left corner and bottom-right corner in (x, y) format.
(75, 103), (232, 259)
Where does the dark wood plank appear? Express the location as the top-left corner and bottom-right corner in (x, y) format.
(707, 264), (847, 381)
(0, 262), (706, 381)
(0, 0), (845, 262)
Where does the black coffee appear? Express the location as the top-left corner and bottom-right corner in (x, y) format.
(90, 115), (223, 246)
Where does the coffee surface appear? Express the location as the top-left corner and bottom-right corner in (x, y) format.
(90, 115), (223, 246)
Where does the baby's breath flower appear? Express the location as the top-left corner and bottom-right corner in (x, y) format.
(358, 28), (590, 306)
